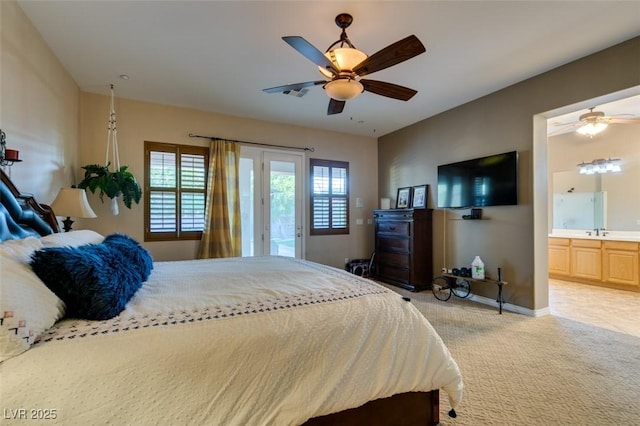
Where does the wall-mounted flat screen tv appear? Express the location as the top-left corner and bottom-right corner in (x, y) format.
(437, 151), (518, 208)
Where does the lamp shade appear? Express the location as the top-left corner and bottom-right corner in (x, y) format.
(324, 78), (364, 101)
(51, 188), (97, 218)
(318, 47), (368, 79)
(576, 122), (608, 137)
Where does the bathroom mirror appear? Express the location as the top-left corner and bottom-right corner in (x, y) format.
(553, 190), (606, 230)
(552, 166), (639, 231)
(548, 108), (640, 233)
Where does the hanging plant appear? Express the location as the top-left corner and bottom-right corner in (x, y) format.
(78, 162), (142, 209)
(77, 84), (141, 214)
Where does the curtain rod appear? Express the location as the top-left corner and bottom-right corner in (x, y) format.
(188, 133), (314, 152)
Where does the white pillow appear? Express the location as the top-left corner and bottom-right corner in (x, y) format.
(0, 237), (44, 263)
(0, 256), (65, 362)
(40, 230), (104, 248)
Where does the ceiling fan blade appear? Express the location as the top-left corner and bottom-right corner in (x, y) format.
(550, 120), (579, 127)
(547, 124), (578, 137)
(353, 35), (426, 77)
(282, 36), (339, 75)
(607, 117), (640, 124)
(263, 80), (326, 94)
(361, 79), (417, 101)
(327, 98), (346, 115)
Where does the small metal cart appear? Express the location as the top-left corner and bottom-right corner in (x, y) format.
(431, 271), (507, 314)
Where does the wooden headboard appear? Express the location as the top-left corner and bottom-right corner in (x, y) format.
(0, 169), (60, 241)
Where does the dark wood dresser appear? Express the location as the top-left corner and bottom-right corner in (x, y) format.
(373, 208), (433, 292)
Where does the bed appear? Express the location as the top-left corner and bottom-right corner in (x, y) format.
(0, 170), (462, 425)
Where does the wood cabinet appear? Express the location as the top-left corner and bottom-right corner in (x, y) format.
(548, 238), (570, 276)
(603, 241), (639, 286)
(373, 208), (433, 292)
(549, 237), (640, 290)
(570, 239), (602, 281)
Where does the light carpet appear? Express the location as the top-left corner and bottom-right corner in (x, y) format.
(382, 284), (640, 426)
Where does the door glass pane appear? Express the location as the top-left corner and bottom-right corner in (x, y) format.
(270, 160), (295, 257)
(240, 157), (255, 256)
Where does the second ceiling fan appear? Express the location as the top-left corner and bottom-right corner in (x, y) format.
(263, 13), (426, 115)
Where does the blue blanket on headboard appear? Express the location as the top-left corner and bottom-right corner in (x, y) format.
(0, 178), (54, 241)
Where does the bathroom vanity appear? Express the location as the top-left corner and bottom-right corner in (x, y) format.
(548, 230), (640, 291)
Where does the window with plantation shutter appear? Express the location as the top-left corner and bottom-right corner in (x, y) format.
(144, 142), (208, 241)
(310, 159), (349, 235)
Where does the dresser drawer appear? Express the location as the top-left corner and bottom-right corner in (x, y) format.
(372, 209), (433, 293)
(376, 236), (410, 253)
(376, 221), (410, 236)
(377, 264), (410, 284)
(377, 251), (410, 268)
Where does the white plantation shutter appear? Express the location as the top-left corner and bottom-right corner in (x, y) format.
(149, 151), (177, 232)
(145, 142), (208, 241)
(180, 154), (206, 231)
(310, 159), (349, 235)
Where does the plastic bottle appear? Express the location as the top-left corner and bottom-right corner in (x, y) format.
(471, 256), (485, 279)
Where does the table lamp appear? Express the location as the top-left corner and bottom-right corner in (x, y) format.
(51, 187), (97, 232)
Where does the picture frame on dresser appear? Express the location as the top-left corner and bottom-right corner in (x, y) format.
(396, 187), (412, 209)
(411, 185), (428, 209)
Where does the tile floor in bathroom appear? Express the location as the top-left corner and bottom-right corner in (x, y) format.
(549, 278), (640, 337)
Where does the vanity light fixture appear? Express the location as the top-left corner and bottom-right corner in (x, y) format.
(578, 158), (622, 175)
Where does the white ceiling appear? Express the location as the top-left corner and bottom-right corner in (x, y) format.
(17, 1), (640, 137)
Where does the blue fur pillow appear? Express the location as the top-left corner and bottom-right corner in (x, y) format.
(103, 233), (153, 281)
(30, 235), (153, 320)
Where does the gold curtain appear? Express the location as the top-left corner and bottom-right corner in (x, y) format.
(198, 139), (242, 258)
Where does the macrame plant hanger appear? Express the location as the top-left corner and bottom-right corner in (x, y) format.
(106, 84), (121, 215)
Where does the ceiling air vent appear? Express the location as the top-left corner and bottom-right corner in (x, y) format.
(282, 88), (309, 98)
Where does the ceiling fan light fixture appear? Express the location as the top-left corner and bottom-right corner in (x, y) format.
(576, 121), (608, 137)
(318, 47), (368, 78)
(324, 78), (364, 101)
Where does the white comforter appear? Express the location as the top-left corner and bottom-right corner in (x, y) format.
(1, 256), (462, 425)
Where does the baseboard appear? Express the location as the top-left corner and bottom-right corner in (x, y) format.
(468, 294), (550, 317)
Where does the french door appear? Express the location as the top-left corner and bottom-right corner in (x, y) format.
(239, 147), (303, 257)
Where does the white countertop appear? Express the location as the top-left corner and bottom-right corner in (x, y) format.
(549, 229), (640, 242)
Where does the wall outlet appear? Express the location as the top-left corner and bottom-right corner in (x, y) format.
(356, 218), (363, 225)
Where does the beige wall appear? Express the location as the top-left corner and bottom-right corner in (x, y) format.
(3, 0), (377, 269)
(549, 124), (640, 231)
(378, 37), (640, 311)
(78, 93), (377, 266)
(5, 0), (638, 307)
(0, 0), (79, 204)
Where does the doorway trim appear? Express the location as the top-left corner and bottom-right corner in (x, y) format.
(532, 85), (640, 315)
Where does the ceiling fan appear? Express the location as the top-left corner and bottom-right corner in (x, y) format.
(263, 13), (426, 115)
(550, 107), (640, 137)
